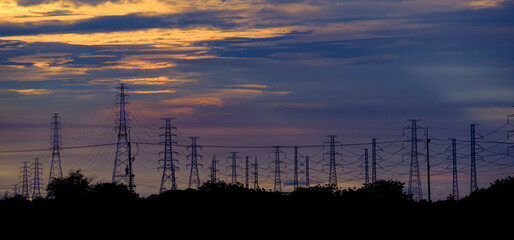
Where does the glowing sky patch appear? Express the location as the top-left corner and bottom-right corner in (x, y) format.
(8, 88), (53, 95)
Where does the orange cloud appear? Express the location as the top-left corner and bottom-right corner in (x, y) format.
(284, 102), (327, 108)
(87, 76), (195, 87)
(8, 53), (88, 75)
(6, 53), (180, 75)
(8, 89), (53, 95)
(119, 76), (194, 85)
(159, 87), (291, 110)
(229, 84), (268, 89)
(131, 90), (176, 94)
(215, 88), (291, 97)
(467, 107), (514, 121)
(0, 27), (294, 48)
(161, 97), (223, 107)
(468, 0), (505, 8)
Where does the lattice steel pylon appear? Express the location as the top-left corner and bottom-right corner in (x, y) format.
(405, 119), (424, 201)
(371, 138), (377, 183)
(470, 124), (478, 194)
(159, 118), (178, 193)
(227, 152), (241, 184)
(48, 113), (63, 184)
(187, 137), (202, 189)
(32, 157), (43, 199)
(245, 156), (249, 189)
(323, 135), (342, 187)
(112, 83), (135, 191)
(271, 146), (285, 191)
(363, 148), (369, 185)
(209, 154), (218, 182)
(451, 138), (459, 200)
(20, 161), (30, 198)
(305, 155), (310, 187)
(252, 157), (259, 189)
(294, 147), (299, 190)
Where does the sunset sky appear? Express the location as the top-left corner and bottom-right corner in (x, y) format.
(1, 0), (514, 199)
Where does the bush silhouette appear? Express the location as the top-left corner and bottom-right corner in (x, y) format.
(464, 176), (514, 205)
(357, 179), (412, 202)
(47, 170), (138, 202)
(47, 170), (90, 200)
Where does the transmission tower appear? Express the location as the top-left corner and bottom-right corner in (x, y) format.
(12, 184), (18, 197)
(506, 107), (514, 156)
(405, 119), (424, 201)
(470, 124), (478, 193)
(245, 156), (249, 189)
(305, 155), (310, 187)
(48, 113), (62, 184)
(112, 83), (135, 191)
(187, 137), (202, 189)
(159, 118), (178, 193)
(252, 157), (259, 189)
(271, 146), (285, 191)
(451, 138), (459, 200)
(293, 146), (299, 190)
(323, 135), (342, 187)
(371, 138), (377, 183)
(227, 152), (241, 184)
(209, 154), (218, 182)
(363, 148), (369, 185)
(32, 157), (43, 199)
(20, 161), (30, 198)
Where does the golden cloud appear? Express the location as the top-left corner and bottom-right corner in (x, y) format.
(468, 0), (505, 8)
(120, 76), (193, 85)
(8, 88), (53, 95)
(87, 76), (194, 86)
(229, 84), (268, 89)
(161, 97), (223, 107)
(0, 27), (294, 48)
(6, 53), (181, 75)
(131, 89), (176, 94)
(7, 53), (88, 74)
(159, 87), (291, 109)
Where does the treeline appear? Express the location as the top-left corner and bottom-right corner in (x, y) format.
(2, 170), (514, 229)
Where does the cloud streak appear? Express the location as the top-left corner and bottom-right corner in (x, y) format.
(8, 88), (53, 95)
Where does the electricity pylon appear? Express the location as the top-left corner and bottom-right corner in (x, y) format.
(271, 146), (285, 191)
(112, 83), (135, 191)
(451, 138), (459, 200)
(405, 119), (424, 201)
(470, 124), (478, 193)
(32, 157), (43, 199)
(187, 137), (202, 189)
(159, 118), (178, 193)
(20, 161), (30, 198)
(48, 113), (63, 184)
(227, 152), (241, 184)
(323, 135), (342, 187)
(209, 154), (218, 182)
(252, 157), (259, 189)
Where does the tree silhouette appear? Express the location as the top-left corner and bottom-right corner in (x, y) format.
(47, 170), (90, 200)
(357, 179), (412, 202)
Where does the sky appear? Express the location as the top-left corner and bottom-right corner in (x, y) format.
(1, 0), (514, 199)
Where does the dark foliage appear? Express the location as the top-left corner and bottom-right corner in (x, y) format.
(463, 176), (514, 204)
(2, 172), (514, 233)
(46, 170), (90, 200)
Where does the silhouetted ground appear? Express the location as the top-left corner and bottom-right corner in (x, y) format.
(2, 171), (513, 235)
